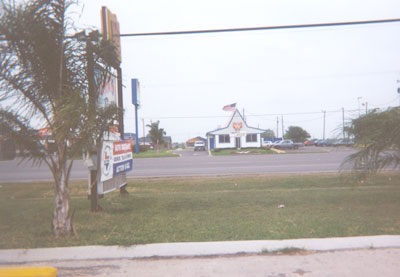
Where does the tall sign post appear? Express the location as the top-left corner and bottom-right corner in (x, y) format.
(86, 6), (132, 206)
(131, 79), (140, 154)
(101, 6), (124, 136)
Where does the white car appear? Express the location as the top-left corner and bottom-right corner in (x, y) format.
(262, 140), (274, 148)
(194, 141), (206, 151)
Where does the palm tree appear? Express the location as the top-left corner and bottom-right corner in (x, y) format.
(146, 121), (166, 151)
(0, 0), (120, 236)
(343, 107), (400, 180)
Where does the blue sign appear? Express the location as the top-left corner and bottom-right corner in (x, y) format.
(131, 79), (140, 105)
(263, 138), (283, 143)
(113, 159), (133, 177)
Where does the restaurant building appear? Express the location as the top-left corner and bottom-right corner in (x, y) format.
(206, 109), (266, 150)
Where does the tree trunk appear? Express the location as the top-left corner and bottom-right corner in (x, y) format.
(52, 168), (73, 237)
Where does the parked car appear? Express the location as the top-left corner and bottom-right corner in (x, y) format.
(262, 140), (274, 148)
(304, 139), (317, 146)
(194, 141), (206, 151)
(333, 139), (355, 147)
(314, 139), (325, 147)
(273, 140), (300, 150)
(315, 139), (335, 147)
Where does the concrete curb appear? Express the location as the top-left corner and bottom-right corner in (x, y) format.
(1, 235), (400, 264)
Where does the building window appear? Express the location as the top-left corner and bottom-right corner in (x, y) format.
(246, 134), (257, 142)
(219, 134), (230, 143)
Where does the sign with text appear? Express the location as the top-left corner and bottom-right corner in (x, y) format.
(101, 141), (133, 182)
(131, 78), (140, 105)
(101, 6), (121, 62)
(99, 140), (133, 194)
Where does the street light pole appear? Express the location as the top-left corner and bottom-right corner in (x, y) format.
(322, 110), (326, 140)
(342, 108), (345, 140)
(397, 80), (400, 106)
(276, 116), (279, 138)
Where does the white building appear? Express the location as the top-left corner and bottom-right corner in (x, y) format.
(206, 109), (266, 150)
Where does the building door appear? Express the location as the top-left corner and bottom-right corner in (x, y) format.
(236, 137), (241, 149)
(209, 137), (215, 150)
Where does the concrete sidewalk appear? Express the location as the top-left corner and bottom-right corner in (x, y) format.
(1, 235), (400, 264)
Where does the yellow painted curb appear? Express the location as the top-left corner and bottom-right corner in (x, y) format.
(0, 267), (57, 277)
(271, 148), (286, 154)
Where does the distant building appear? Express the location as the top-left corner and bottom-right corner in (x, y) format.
(124, 133), (136, 140)
(186, 136), (207, 148)
(206, 109), (265, 150)
(163, 136), (172, 149)
(138, 137), (152, 146)
(138, 136), (172, 149)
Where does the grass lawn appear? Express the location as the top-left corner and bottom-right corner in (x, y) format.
(1, 173), (400, 249)
(211, 148), (276, 156)
(132, 149), (179, 158)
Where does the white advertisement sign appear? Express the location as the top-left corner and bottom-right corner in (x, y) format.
(101, 140), (133, 182)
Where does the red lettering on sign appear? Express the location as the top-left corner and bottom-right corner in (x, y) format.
(113, 141), (132, 155)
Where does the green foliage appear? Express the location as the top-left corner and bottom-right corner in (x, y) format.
(284, 126), (311, 142)
(211, 148), (275, 156)
(132, 149), (179, 158)
(0, 0), (120, 162)
(344, 108), (400, 179)
(1, 174), (400, 248)
(261, 129), (275, 139)
(0, 0), (120, 236)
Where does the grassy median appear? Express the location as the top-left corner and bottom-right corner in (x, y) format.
(132, 149), (179, 158)
(211, 148), (276, 156)
(1, 173), (400, 249)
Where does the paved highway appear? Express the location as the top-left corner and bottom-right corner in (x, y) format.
(0, 147), (356, 183)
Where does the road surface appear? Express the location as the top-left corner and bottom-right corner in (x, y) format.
(0, 147), (355, 182)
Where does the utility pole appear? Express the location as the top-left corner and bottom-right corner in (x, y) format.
(86, 37), (99, 212)
(357, 97), (362, 116)
(342, 108), (345, 140)
(322, 110), (326, 140)
(142, 118), (145, 144)
(276, 116), (279, 138)
(397, 80), (400, 106)
(281, 115), (284, 138)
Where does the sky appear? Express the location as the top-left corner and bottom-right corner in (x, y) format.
(71, 0), (400, 142)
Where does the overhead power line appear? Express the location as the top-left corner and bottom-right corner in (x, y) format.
(119, 18), (400, 37)
(125, 109), (362, 121)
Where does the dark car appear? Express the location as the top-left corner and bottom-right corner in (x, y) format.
(314, 139), (324, 147)
(333, 139), (355, 147)
(315, 139), (334, 147)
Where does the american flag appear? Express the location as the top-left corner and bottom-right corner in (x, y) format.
(222, 103), (237, 111)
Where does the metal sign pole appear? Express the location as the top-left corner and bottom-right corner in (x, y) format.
(135, 104), (139, 154)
